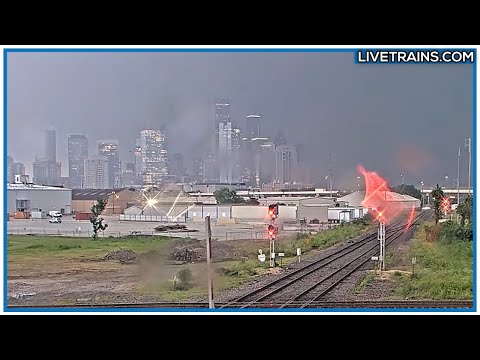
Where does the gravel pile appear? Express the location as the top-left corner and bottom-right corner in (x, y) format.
(104, 250), (137, 263)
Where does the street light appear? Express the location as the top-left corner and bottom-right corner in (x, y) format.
(420, 181), (424, 207)
(400, 174), (404, 185)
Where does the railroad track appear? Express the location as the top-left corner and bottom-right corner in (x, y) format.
(223, 212), (427, 308)
(7, 300), (473, 309)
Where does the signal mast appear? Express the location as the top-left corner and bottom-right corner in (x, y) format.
(268, 204), (279, 267)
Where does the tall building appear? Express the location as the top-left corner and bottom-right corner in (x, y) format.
(274, 130), (287, 147)
(45, 128), (57, 163)
(97, 140), (120, 188)
(192, 157), (204, 182)
(134, 138), (142, 177)
(169, 153), (185, 181)
(7, 155), (14, 183)
(12, 162), (26, 178)
(214, 99), (231, 153)
(121, 162), (137, 187)
(218, 122), (234, 183)
(245, 114), (261, 140)
(68, 135), (88, 188)
(275, 145), (297, 185)
(33, 160), (61, 185)
(84, 156), (109, 189)
(140, 129), (168, 186)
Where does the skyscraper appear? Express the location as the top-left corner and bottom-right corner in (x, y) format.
(275, 145), (297, 185)
(84, 156), (109, 189)
(7, 155), (13, 183)
(140, 129), (168, 186)
(68, 135), (88, 188)
(45, 127), (57, 163)
(218, 122), (234, 183)
(169, 153), (185, 181)
(214, 99), (231, 153)
(245, 114), (261, 140)
(33, 161), (61, 185)
(134, 138), (142, 177)
(97, 140), (120, 188)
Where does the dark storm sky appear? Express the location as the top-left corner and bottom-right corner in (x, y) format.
(7, 51), (473, 188)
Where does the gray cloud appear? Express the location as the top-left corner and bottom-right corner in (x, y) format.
(7, 51), (473, 187)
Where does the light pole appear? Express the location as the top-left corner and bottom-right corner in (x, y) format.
(465, 137), (471, 195)
(444, 175), (449, 189)
(400, 174), (404, 185)
(457, 146), (461, 205)
(356, 176), (361, 191)
(420, 181), (424, 207)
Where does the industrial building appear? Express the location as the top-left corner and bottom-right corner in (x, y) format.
(72, 188), (140, 215)
(338, 191), (421, 209)
(7, 183), (72, 215)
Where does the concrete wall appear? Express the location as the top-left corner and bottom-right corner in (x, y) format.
(7, 188), (72, 214)
(297, 205), (328, 223)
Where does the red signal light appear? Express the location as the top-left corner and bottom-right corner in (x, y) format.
(268, 225), (276, 239)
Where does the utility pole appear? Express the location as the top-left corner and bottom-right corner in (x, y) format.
(457, 146), (461, 205)
(205, 216), (214, 308)
(378, 215), (386, 271)
(328, 153), (333, 198)
(465, 138), (471, 195)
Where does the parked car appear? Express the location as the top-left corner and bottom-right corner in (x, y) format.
(48, 211), (62, 217)
(49, 217), (62, 223)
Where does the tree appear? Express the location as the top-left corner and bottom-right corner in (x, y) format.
(430, 184), (445, 224)
(213, 187), (244, 204)
(457, 195), (473, 226)
(90, 198), (109, 239)
(391, 184), (421, 200)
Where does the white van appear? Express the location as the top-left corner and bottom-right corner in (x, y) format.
(48, 211), (62, 217)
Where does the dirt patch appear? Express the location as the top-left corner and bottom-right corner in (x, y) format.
(169, 239), (248, 263)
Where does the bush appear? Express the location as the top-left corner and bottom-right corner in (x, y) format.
(58, 244), (81, 250)
(173, 268), (194, 290)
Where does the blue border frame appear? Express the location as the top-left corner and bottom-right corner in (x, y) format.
(3, 47), (477, 313)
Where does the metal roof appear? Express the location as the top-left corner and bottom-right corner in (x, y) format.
(72, 188), (131, 200)
(7, 183), (71, 191)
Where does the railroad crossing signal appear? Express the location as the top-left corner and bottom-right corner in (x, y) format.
(441, 197), (451, 214)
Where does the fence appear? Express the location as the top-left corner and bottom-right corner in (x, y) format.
(119, 214), (187, 222)
(6, 228), (193, 238)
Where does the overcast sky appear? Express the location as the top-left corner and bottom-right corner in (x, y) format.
(6, 51), (473, 188)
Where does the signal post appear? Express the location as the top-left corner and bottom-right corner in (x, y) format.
(268, 204), (279, 267)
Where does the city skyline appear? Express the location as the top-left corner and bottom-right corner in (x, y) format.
(7, 51), (473, 188)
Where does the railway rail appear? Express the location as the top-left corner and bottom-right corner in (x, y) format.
(7, 300), (472, 309)
(224, 211), (428, 308)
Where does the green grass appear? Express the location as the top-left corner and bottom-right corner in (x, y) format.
(7, 235), (172, 259)
(393, 222), (473, 300)
(351, 272), (375, 295)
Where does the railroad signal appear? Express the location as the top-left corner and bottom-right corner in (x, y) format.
(268, 224), (276, 239)
(441, 197), (451, 214)
(268, 204), (279, 219)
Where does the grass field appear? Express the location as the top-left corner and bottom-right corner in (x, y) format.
(392, 221), (473, 300)
(7, 222), (372, 304)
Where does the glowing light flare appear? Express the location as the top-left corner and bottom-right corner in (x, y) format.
(358, 165), (404, 224)
(147, 198), (158, 207)
(441, 197), (451, 213)
(403, 205), (416, 233)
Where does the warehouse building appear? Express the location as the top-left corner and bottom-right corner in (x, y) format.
(72, 188), (140, 215)
(338, 191), (421, 210)
(7, 183), (72, 215)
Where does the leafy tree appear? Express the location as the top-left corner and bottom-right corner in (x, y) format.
(213, 187), (244, 204)
(391, 184), (421, 200)
(90, 198), (109, 239)
(430, 185), (445, 224)
(457, 195), (473, 226)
